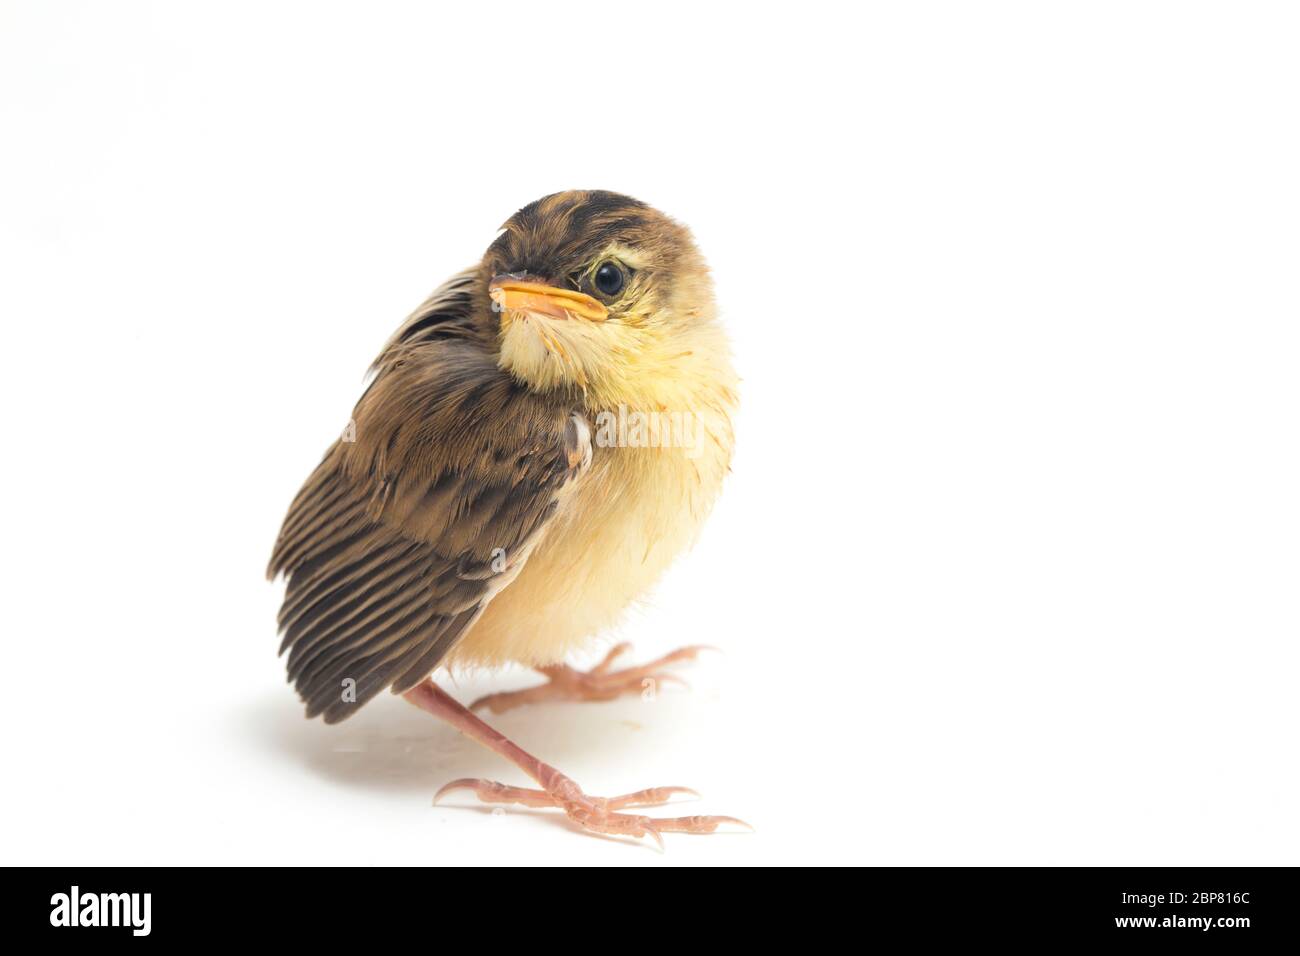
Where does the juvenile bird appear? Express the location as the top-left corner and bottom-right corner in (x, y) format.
(268, 190), (742, 844)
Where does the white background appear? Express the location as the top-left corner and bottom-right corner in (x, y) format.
(2, 1), (1297, 866)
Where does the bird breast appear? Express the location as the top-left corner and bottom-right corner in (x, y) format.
(445, 394), (735, 671)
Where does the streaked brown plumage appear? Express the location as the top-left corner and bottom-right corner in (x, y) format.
(268, 191), (743, 843)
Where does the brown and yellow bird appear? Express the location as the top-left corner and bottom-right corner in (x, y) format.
(268, 190), (741, 844)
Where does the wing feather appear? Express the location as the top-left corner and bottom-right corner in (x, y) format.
(268, 274), (589, 722)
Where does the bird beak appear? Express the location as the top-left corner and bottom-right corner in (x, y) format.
(488, 276), (608, 322)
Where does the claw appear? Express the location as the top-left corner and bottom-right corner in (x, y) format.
(651, 815), (754, 834)
(432, 778), (478, 805)
(640, 823), (666, 852)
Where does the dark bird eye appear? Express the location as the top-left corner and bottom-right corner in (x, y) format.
(593, 261), (626, 297)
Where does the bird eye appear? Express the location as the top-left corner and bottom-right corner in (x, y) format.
(593, 261), (626, 298)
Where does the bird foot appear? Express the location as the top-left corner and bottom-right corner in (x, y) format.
(469, 642), (715, 714)
(434, 774), (750, 849)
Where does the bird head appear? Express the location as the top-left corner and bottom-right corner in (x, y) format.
(478, 190), (722, 411)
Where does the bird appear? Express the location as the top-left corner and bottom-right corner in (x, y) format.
(267, 190), (743, 845)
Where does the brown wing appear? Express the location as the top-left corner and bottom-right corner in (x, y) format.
(268, 280), (589, 723)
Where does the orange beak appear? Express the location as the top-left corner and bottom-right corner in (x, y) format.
(488, 276), (608, 322)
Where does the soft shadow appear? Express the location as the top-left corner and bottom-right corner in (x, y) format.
(237, 669), (709, 798)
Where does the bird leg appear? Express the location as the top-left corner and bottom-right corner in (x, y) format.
(469, 642), (713, 714)
(404, 678), (748, 847)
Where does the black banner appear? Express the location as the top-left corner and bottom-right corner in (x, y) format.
(10, 867), (1295, 943)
